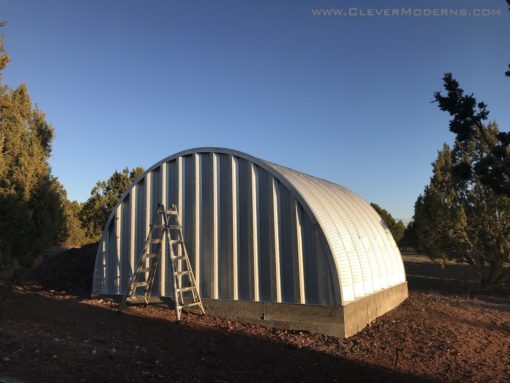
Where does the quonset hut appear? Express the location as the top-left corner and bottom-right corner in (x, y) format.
(92, 148), (407, 337)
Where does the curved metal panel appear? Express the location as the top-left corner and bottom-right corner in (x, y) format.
(92, 147), (406, 305)
(265, 162), (406, 302)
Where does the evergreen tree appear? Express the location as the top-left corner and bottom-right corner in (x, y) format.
(413, 130), (510, 290)
(427, 3), (510, 289)
(413, 145), (466, 260)
(399, 220), (418, 250)
(58, 191), (88, 248)
(0, 22), (67, 280)
(370, 203), (405, 245)
(79, 167), (144, 241)
(434, 73), (510, 195)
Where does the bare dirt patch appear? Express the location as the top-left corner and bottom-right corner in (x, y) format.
(0, 249), (508, 382)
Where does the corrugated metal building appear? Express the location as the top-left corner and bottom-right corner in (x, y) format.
(92, 148), (407, 337)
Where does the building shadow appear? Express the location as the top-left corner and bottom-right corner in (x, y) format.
(0, 287), (434, 383)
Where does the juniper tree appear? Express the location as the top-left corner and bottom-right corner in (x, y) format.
(434, 74), (510, 195)
(370, 203), (406, 245)
(79, 167), (144, 241)
(413, 130), (510, 290)
(426, 2), (510, 289)
(0, 22), (68, 280)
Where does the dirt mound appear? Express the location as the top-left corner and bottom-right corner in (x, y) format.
(24, 243), (98, 295)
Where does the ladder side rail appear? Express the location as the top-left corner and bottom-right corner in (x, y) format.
(143, 208), (165, 304)
(119, 225), (155, 309)
(173, 206), (204, 313)
(161, 204), (181, 319)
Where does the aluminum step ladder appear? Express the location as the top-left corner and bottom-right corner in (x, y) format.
(118, 203), (205, 321)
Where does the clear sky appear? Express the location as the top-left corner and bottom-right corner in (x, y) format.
(1, 0), (509, 221)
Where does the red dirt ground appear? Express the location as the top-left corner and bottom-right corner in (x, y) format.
(0, 249), (509, 382)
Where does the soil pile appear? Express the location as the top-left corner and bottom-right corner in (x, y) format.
(24, 243), (98, 295)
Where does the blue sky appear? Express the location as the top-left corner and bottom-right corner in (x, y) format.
(1, 0), (509, 221)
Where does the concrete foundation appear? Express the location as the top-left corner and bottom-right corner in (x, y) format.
(116, 282), (408, 338)
(194, 282), (408, 338)
(341, 281), (408, 337)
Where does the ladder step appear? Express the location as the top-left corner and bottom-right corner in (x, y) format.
(146, 253), (158, 258)
(134, 281), (148, 288)
(181, 302), (202, 309)
(166, 210), (178, 215)
(167, 224), (182, 229)
(172, 255), (187, 261)
(170, 240), (184, 245)
(136, 268), (153, 273)
(150, 239), (162, 244)
(177, 287), (196, 293)
(151, 224), (164, 229)
(175, 270), (191, 276)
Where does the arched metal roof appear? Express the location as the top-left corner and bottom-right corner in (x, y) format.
(266, 161), (406, 302)
(94, 147), (406, 304)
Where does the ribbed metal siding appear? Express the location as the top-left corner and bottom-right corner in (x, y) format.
(93, 148), (405, 305)
(266, 162), (406, 303)
(218, 154), (234, 299)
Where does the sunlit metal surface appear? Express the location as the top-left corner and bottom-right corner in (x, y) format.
(92, 148), (406, 305)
